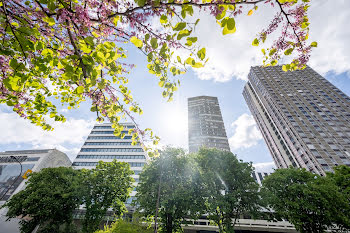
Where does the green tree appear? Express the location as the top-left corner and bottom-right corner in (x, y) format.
(81, 160), (134, 233)
(2, 160), (135, 233)
(1, 167), (82, 233)
(94, 219), (153, 233)
(195, 148), (260, 233)
(1, 0), (315, 154)
(262, 167), (350, 233)
(326, 165), (350, 231)
(327, 165), (350, 202)
(135, 148), (205, 233)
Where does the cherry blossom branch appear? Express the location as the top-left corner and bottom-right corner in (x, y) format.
(66, 20), (88, 79)
(107, 0), (266, 18)
(275, 0), (303, 48)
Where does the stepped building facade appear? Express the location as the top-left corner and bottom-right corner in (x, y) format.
(72, 122), (147, 204)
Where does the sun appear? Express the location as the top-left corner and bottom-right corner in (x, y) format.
(159, 101), (188, 148)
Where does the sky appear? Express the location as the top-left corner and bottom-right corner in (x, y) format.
(1, 0), (350, 172)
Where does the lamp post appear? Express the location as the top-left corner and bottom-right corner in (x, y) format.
(0, 156), (23, 201)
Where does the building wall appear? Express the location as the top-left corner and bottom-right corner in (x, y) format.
(72, 123), (147, 203)
(188, 96), (230, 153)
(243, 65), (350, 175)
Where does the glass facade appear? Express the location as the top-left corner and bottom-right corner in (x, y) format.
(84, 142), (139, 146)
(76, 155), (145, 159)
(72, 162), (145, 167)
(0, 164), (34, 201)
(87, 136), (132, 140)
(80, 148), (143, 152)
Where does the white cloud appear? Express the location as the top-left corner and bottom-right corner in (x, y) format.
(229, 113), (263, 150)
(0, 112), (94, 160)
(253, 161), (276, 173)
(192, 5), (276, 81)
(191, 1), (350, 81)
(308, 0), (350, 76)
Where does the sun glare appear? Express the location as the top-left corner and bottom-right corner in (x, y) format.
(159, 102), (188, 148)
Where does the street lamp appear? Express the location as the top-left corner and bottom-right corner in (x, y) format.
(0, 156), (23, 201)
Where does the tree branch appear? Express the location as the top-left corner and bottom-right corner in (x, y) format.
(107, 0), (266, 19)
(275, 0), (303, 48)
(66, 20), (88, 79)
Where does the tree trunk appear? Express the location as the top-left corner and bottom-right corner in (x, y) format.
(154, 173), (162, 233)
(166, 213), (172, 233)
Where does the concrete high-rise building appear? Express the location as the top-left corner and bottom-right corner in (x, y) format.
(188, 96), (230, 153)
(0, 149), (71, 233)
(243, 65), (350, 175)
(72, 122), (147, 205)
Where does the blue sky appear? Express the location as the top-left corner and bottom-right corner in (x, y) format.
(0, 0), (349, 172)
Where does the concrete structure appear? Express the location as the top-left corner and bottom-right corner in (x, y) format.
(188, 96), (230, 153)
(72, 122), (147, 205)
(252, 171), (271, 186)
(0, 149), (71, 233)
(243, 65), (350, 175)
(183, 218), (297, 233)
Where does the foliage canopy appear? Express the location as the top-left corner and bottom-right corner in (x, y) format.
(135, 147), (205, 233)
(1, 167), (82, 233)
(262, 167), (350, 233)
(94, 219), (153, 233)
(0, 0), (315, 154)
(196, 148), (261, 233)
(2, 160), (134, 233)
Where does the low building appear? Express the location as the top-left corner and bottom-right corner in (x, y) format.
(0, 149), (71, 233)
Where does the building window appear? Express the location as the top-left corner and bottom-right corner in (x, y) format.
(80, 148), (143, 152)
(76, 155), (145, 160)
(72, 162), (145, 167)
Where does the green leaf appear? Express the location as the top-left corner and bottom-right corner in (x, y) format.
(150, 38), (158, 49)
(135, 0), (146, 6)
(252, 38), (259, 46)
(221, 17), (236, 35)
(269, 48), (277, 56)
(173, 22), (186, 31)
(80, 43), (92, 54)
(84, 36), (94, 46)
(226, 17), (235, 30)
(197, 48), (206, 60)
(43, 17), (55, 26)
(76, 86), (84, 94)
(158, 81), (165, 87)
(284, 47), (294, 55)
(271, 59), (277, 66)
(177, 29), (191, 40)
(311, 41), (318, 47)
(216, 6), (226, 20)
(160, 15), (168, 24)
(130, 36), (143, 48)
(192, 62), (204, 68)
(185, 37), (197, 46)
(282, 64), (290, 71)
(222, 25), (236, 35)
(185, 57), (194, 65)
(177, 56), (181, 63)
